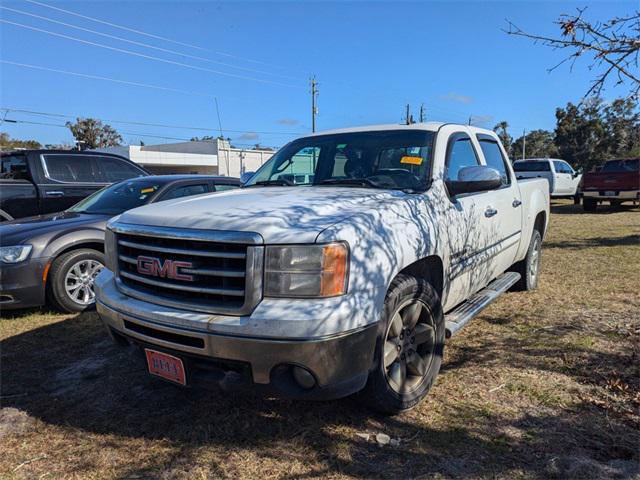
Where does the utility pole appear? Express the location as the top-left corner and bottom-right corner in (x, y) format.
(405, 104), (415, 125)
(215, 97), (230, 175)
(522, 129), (526, 160)
(419, 103), (425, 123)
(310, 76), (318, 133)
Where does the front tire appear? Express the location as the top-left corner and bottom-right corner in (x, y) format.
(47, 249), (105, 313)
(361, 274), (444, 414)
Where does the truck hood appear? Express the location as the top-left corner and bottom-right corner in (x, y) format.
(116, 186), (405, 243)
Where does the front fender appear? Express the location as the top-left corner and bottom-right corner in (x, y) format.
(42, 228), (105, 259)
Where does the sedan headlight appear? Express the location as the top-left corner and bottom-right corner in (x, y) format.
(264, 243), (349, 298)
(0, 245), (33, 263)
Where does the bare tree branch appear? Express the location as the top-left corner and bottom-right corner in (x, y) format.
(504, 8), (640, 99)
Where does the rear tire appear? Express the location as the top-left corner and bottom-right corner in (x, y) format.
(47, 249), (105, 313)
(360, 274), (444, 415)
(510, 229), (542, 292)
(583, 198), (597, 212)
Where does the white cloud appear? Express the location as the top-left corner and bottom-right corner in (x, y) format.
(441, 92), (474, 104)
(276, 118), (299, 126)
(238, 132), (259, 141)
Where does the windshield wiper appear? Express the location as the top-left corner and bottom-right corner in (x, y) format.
(317, 178), (385, 189)
(245, 179), (293, 187)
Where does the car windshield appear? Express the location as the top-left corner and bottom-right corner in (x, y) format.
(68, 179), (164, 215)
(244, 130), (435, 191)
(600, 159), (639, 173)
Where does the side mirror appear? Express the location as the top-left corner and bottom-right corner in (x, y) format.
(447, 166), (502, 196)
(240, 171), (256, 185)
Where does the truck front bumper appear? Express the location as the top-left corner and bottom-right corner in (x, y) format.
(96, 275), (379, 400)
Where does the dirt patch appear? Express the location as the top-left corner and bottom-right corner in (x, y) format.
(0, 408), (36, 439)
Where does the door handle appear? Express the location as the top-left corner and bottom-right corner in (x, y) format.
(46, 191), (64, 197)
(484, 207), (498, 218)
(512, 199), (522, 208)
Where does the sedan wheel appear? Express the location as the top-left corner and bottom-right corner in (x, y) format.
(48, 248), (106, 313)
(64, 259), (103, 305)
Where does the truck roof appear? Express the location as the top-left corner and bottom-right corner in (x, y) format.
(308, 122), (496, 137)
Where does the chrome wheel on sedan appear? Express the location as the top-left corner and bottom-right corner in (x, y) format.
(48, 248), (106, 313)
(64, 259), (103, 305)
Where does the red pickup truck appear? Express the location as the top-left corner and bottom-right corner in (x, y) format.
(582, 158), (640, 212)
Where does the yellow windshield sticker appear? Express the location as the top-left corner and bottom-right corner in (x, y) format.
(400, 156), (423, 165)
(140, 187), (156, 194)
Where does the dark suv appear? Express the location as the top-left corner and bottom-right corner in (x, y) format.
(0, 149), (148, 221)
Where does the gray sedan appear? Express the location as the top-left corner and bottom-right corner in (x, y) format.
(0, 175), (239, 312)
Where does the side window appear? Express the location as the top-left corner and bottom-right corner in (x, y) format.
(214, 183), (239, 192)
(445, 135), (480, 182)
(163, 184), (209, 200)
(96, 156), (145, 182)
(42, 155), (98, 183)
(478, 139), (511, 186)
(0, 154), (29, 180)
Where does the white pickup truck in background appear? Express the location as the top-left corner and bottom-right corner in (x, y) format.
(96, 123), (549, 414)
(513, 158), (582, 199)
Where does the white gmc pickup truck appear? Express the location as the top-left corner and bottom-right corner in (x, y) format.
(95, 123), (549, 413)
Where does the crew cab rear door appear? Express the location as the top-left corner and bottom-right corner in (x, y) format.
(38, 153), (105, 213)
(476, 134), (523, 277)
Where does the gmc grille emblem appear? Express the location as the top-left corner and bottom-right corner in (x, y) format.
(136, 256), (194, 282)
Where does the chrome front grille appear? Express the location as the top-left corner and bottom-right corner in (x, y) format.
(109, 223), (263, 315)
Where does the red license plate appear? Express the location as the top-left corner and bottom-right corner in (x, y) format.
(145, 349), (186, 385)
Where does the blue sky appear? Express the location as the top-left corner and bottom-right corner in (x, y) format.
(0, 0), (634, 148)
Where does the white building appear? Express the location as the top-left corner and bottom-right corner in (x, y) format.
(98, 138), (275, 178)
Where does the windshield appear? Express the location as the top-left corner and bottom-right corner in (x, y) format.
(68, 179), (163, 215)
(601, 159), (639, 173)
(244, 130), (435, 191)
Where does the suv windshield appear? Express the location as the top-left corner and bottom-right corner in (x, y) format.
(68, 179), (164, 215)
(244, 130), (435, 191)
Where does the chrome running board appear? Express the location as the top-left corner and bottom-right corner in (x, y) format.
(445, 272), (521, 338)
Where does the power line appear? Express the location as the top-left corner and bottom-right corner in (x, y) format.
(4, 118), (191, 141)
(0, 60), (216, 97)
(2, 107), (304, 136)
(0, 6), (300, 81)
(24, 0), (286, 68)
(0, 19), (303, 88)
(5, 118), (281, 148)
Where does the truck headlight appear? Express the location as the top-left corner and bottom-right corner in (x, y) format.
(0, 245), (33, 263)
(264, 243), (348, 298)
